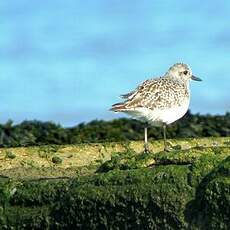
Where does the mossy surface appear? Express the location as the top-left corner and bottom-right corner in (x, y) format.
(0, 138), (229, 229)
(53, 166), (193, 229)
(187, 156), (230, 229)
(0, 137), (228, 179)
(98, 146), (229, 173)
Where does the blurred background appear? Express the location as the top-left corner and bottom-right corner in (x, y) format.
(0, 0), (229, 127)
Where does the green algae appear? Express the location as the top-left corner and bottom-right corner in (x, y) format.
(187, 156), (230, 229)
(0, 139), (229, 229)
(98, 146), (229, 173)
(54, 166), (193, 229)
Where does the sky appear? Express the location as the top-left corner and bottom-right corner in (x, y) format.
(0, 0), (229, 126)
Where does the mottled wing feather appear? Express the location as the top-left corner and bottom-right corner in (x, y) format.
(124, 77), (189, 110)
(120, 79), (151, 100)
(120, 91), (135, 99)
(125, 79), (158, 109)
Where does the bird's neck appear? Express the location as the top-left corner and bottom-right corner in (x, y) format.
(165, 74), (190, 86)
(165, 74), (190, 94)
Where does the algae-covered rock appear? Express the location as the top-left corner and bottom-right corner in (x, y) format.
(0, 141), (229, 229)
(54, 166), (193, 229)
(53, 150), (229, 229)
(98, 146), (229, 173)
(187, 156), (230, 229)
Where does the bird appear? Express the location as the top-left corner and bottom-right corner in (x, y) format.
(110, 63), (202, 152)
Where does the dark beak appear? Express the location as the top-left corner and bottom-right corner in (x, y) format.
(191, 75), (202, 81)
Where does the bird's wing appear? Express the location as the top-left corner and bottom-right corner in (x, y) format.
(124, 78), (160, 109)
(120, 91), (135, 99)
(124, 77), (185, 110)
(119, 79), (151, 100)
(112, 77), (188, 112)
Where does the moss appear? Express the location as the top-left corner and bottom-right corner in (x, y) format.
(187, 154), (226, 187)
(0, 139), (229, 229)
(223, 141), (230, 146)
(52, 156), (62, 164)
(54, 166), (194, 229)
(5, 206), (52, 229)
(0, 137), (228, 178)
(186, 156), (230, 229)
(9, 180), (70, 206)
(4, 151), (16, 159)
(98, 146), (229, 173)
(201, 177), (230, 229)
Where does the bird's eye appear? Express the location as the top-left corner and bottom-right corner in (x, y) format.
(183, 70), (188, 75)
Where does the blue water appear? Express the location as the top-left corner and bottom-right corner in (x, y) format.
(0, 0), (229, 126)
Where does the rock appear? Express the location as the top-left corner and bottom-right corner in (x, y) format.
(0, 140), (229, 229)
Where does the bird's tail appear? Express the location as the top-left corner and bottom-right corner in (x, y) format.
(109, 102), (127, 112)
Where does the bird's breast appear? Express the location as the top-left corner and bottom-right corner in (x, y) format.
(125, 99), (190, 126)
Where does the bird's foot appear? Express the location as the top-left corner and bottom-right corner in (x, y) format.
(164, 147), (170, 152)
(164, 141), (174, 152)
(164, 142), (182, 152)
(144, 143), (150, 153)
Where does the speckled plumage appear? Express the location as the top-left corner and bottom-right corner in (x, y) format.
(110, 63), (201, 152)
(121, 77), (189, 110)
(111, 63), (199, 126)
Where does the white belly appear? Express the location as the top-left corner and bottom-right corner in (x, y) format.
(125, 101), (189, 126)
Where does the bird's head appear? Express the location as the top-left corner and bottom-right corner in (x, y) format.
(166, 63), (202, 82)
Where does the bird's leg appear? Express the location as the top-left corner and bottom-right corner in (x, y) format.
(144, 127), (149, 153)
(163, 124), (169, 152)
(163, 124), (174, 151)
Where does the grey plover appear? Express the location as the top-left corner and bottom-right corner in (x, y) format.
(110, 63), (202, 152)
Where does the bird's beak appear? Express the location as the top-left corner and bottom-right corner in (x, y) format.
(191, 75), (202, 81)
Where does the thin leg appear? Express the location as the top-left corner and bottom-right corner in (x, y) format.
(145, 127), (148, 145)
(163, 124), (167, 151)
(144, 127), (149, 153)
